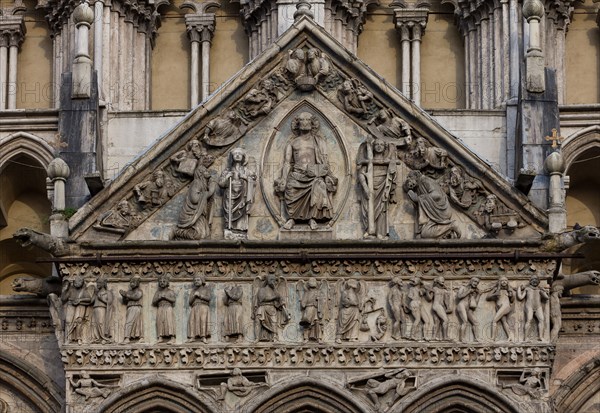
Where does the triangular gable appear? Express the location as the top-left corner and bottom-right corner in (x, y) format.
(69, 16), (547, 242)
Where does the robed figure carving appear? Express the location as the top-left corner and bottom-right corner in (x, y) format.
(252, 274), (290, 341)
(172, 152), (217, 240)
(275, 112), (338, 230)
(335, 279), (366, 343)
(358, 138), (397, 239)
(218, 148), (257, 239)
(297, 279), (331, 342)
(187, 276), (212, 343)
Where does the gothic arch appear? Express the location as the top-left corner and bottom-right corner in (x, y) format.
(96, 377), (219, 413)
(553, 354), (600, 413)
(562, 125), (600, 173)
(243, 377), (369, 413)
(0, 350), (63, 412)
(392, 376), (523, 413)
(0, 131), (55, 174)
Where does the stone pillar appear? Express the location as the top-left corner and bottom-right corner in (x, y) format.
(523, 0), (545, 93)
(544, 148), (566, 233)
(0, 34), (7, 110)
(182, 1), (219, 105)
(72, 2), (95, 99)
(0, 13), (25, 110)
(47, 158), (71, 238)
(394, 8), (428, 105)
(94, 0), (104, 99)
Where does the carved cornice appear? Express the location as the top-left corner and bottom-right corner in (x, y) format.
(60, 343), (555, 369)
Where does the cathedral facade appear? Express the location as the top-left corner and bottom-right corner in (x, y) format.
(0, 0), (599, 412)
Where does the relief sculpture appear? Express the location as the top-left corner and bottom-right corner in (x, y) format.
(223, 284), (244, 342)
(517, 275), (549, 342)
(153, 274), (177, 344)
(357, 138), (397, 239)
(91, 277), (114, 344)
(455, 277), (481, 342)
(335, 279), (366, 343)
(218, 148), (256, 240)
(62, 275), (93, 344)
(403, 170), (461, 239)
(296, 278), (331, 342)
(188, 275), (212, 343)
(487, 276), (515, 342)
(252, 274), (290, 341)
(275, 112), (338, 230)
(120, 276), (143, 344)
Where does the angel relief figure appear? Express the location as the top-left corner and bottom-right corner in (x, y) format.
(335, 279), (366, 343)
(252, 274), (290, 341)
(296, 278), (332, 342)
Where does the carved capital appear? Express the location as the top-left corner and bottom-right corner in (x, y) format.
(394, 8), (429, 39)
(0, 14), (26, 48)
(185, 14), (217, 44)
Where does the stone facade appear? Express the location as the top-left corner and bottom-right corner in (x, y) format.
(1, 1), (600, 413)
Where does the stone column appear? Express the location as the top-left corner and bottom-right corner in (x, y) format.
(182, 1), (219, 105)
(0, 34), (7, 110)
(72, 2), (95, 99)
(394, 8), (429, 105)
(94, 0), (104, 99)
(544, 148), (566, 233)
(523, 0), (545, 93)
(7, 32), (22, 109)
(47, 157), (71, 238)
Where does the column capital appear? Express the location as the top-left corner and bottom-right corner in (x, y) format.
(185, 14), (217, 44)
(393, 8), (429, 38)
(0, 15), (26, 49)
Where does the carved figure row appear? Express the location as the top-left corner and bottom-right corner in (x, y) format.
(54, 273), (557, 346)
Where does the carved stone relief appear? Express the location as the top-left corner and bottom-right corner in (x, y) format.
(120, 276), (143, 344)
(252, 274), (290, 341)
(348, 368), (415, 411)
(153, 274), (177, 343)
(188, 275), (212, 343)
(297, 279), (331, 342)
(68, 371), (119, 401)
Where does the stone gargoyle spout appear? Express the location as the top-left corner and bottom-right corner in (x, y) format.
(541, 225), (600, 252)
(13, 227), (75, 257)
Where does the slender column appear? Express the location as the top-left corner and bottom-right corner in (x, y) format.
(493, 1), (503, 107)
(8, 32), (22, 109)
(94, 0), (104, 99)
(501, 0), (510, 102)
(468, 24), (476, 107)
(72, 2), (94, 99)
(400, 25), (410, 97)
(189, 30), (200, 107)
(480, 14), (490, 108)
(523, 0), (545, 93)
(200, 26), (213, 101)
(52, 33), (61, 108)
(411, 24), (422, 105)
(0, 34), (8, 110)
(463, 28), (471, 108)
(508, 0), (519, 99)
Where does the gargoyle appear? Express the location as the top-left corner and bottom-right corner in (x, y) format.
(12, 276), (62, 297)
(556, 270), (600, 294)
(541, 225), (600, 252)
(13, 227), (75, 257)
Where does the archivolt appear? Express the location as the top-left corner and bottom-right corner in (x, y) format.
(553, 354), (600, 412)
(0, 350), (63, 412)
(244, 377), (368, 413)
(96, 377), (218, 413)
(392, 375), (522, 413)
(0, 131), (55, 173)
(562, 125), (600, 173)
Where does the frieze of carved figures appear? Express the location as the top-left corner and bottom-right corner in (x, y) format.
(252, 274), (290, 341)
(94, 200), (142, 234)
(388, 277), (408, 340)
(56, 259), (559, 282)
(455, 277), (482, 342)
(549, 283), (563, 342)
(335, 279), (367, 343)
(348, 368), (415, 411)
(487, 276), (516, 342)
(223, 284), (244, 342)
(153, 274), (177, 344)
(517, 275), (549, 342)
(188, 275), (212, 343)
(62, 275), (94, 345)
(426, 276), (454, 341)
(283, 47), (332, 91)
(404, 170), (461, 239)
(357, 138), (398, 239)
(337, 77), (377, 119)
(405, 276), (433, 341)
(90, 277), (114, 344)
(68, 371), (119, 401)
(499, 368), (547, 400)
(202, 110), (247, 147)
(120, 276), (143, 344)
(274, 112), (338, 230)
(297, 279), (332, 342)
(133, 169), (176, 211)
(171, 151), (218, 240)
(218, 148), (257, 240)
(60, 344), (555, 369)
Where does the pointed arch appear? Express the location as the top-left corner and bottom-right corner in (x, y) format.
(553, 354), (600, 413)
(0, 350), (63, 412)
(562, 125), (600, 173)
(0, 132), (55, 174)
(244, 377), (369, 413)
(96, 377), (219, 413)
(391, 375), (523, 413)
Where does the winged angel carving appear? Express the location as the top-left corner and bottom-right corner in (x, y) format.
(296, 279), (333, 342)
(252, 274), (290, 341)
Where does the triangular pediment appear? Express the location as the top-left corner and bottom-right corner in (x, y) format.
(69, 17), (547, 242)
